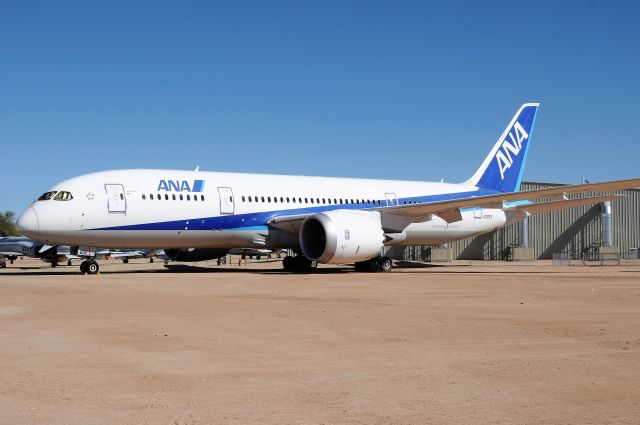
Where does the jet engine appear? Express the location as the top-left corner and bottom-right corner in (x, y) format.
(299, 210), (384, 264)
(163, 248), (229, 262)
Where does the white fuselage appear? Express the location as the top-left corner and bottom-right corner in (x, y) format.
(19, 169), (517, 250)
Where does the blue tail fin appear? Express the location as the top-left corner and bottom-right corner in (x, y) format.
(466, 103), (539, 193)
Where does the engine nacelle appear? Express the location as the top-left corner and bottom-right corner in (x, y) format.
(299, 210), (384, 264)
(163, 248), (229, 262)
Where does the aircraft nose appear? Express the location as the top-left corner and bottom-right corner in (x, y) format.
(16, 206), (40, 238)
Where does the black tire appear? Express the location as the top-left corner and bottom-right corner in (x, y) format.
(87, 261), (99, 275)
(369, 259), (380, 272)
(51, 262), (57, 268)
(149, 258), (154, 263)
(122, 258), (129, 264)
(282, 256), (294, 271)
(294, 256), (312, 273)
(67, 260), (72, 266)
(379, 257), (392, 272)
(80, 261), (87, 274)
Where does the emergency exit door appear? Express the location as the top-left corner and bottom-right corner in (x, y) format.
(105, 184), (126, 213)
(218, 187), (235, 214)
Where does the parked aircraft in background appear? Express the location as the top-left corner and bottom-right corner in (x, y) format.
(16, 103), (640, 274)
(0, 236), (157, 269)
(0, 236), (59, 267)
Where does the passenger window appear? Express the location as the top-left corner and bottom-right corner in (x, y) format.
(298, 197), (302, 203)
(286, 197), (290, 203)
(292, 197), (296, 203)
(150, 194), (154, 200)
(201, 195), (205, 201)
(194, 195), (198, 202)
(164, 194), (168, 200)
(172, 194), (176, 200)
(187, 194), (191, 201)
(310, 198), (314, 204)
(273, 197), (277, 203)
(304, 198), (308, 203)
(261, 196), (265, 202)
(180, 194), (183, 201)
(142, 194), (146, 200)
(322, 198), (326, 204)
(242, 196), (245, 202)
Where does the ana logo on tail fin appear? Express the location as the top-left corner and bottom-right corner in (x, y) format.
(466, 103), (539, 193)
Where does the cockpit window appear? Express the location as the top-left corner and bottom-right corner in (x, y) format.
(38, 191), (58, 201)
(53, 191), (73, 201)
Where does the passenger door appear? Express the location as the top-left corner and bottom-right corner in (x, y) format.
(105, 184), (126, 213)
(218, 187), (235, 214)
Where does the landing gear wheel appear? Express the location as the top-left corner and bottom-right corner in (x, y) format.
(67, 259), (72, 266)
(283, 256), (294, 271)
(149, 258), (154, 263)
(369, 258), (381, 272)
(283, 255), (313, 273)
(379, 256), (393, 272)
(354, 261), (367, 272)
(354, 256), (392, 273)
(86, 261), (99, 275)
(122, 258), (129, 264)
(80, 261), (88, 274)
(51, 262), (57, 268)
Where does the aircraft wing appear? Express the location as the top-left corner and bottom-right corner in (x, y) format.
(510, 195), (624, 215)
(268, 178), (640, 231)
(268, 213), (312, 233)
(380, 178), (640, 222)
(0, 251), (25, 256)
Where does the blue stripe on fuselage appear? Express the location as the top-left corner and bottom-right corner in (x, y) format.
(90, 188), (501, 232)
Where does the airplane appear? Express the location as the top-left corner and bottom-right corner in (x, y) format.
(0, 236), (60, 267)
(15, 103), (640, 275)
(0, 236), (157, 268)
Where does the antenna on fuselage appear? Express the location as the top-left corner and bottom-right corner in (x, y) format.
(195, 166), (200, 172)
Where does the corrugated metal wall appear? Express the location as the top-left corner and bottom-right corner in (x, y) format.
(395, 181), (640, 260)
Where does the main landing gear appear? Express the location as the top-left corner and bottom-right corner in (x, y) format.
(282, 254), (314, 273)
(354, 256), (393, 273)
(80, 260), (99, 275)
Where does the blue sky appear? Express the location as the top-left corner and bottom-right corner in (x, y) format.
(2, 0), (639, 214)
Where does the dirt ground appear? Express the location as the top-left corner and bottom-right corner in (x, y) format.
(1, 258), (639, 425)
